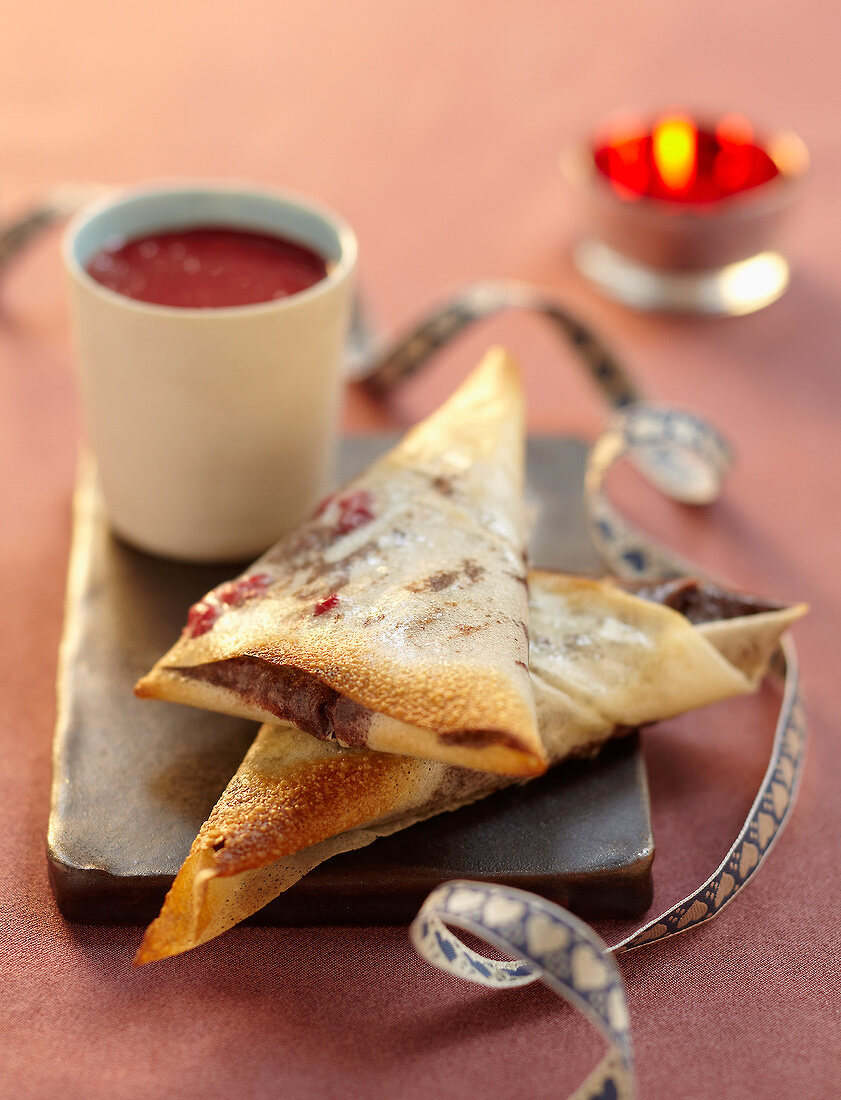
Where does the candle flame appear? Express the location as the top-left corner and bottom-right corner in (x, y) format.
(652, 113), (697, 192)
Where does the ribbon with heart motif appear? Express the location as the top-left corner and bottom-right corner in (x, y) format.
(355, 283), (805, 1100)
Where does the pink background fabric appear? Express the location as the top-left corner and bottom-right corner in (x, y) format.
(1, 3), (839, 1096)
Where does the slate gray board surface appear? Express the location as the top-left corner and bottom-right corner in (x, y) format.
(48, 437), (654, 926)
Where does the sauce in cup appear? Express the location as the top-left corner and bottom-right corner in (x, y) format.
(86, 226), (328, 309)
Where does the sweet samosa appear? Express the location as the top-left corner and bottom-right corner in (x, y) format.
(135, 572), (804, 963)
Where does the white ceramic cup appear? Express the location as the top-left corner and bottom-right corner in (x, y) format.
(63, 181), (357, 562)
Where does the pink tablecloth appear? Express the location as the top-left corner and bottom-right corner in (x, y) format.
(2, 2), (839, 1096)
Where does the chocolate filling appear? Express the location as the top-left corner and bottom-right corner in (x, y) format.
(437, 728), (530, 752)
(175, 657), (372, 747)
(618, 577), (783, 625)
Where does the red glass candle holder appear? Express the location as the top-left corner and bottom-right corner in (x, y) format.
(561, 109), (809, 315)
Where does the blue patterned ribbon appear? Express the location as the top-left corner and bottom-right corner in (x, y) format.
(586, 404), (805, 960)
(355, 278), (642, 413)
(411, 881), (634, 1099)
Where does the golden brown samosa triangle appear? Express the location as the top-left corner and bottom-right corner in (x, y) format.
(135, 573), (805, 964)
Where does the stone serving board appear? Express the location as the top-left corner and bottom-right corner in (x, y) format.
(48, 436), (654, 926)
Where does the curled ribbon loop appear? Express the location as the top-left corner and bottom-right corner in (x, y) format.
(392, 285), (805, 1100)
(613, 402), (732, 505)
(586, 403), (734, 580)
(411, 881), (634, 1100)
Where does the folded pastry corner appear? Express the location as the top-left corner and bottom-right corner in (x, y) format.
(135, 572), (805, 965)
(136, 347), (545, 777)
(134, 725), (500, 966)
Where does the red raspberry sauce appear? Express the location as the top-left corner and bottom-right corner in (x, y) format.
(217, 573), (271, 606)
(184, 601), (219, 639)
(314, 594), (340, 616)
(334, 490), (375, 534)
(86, 226), (328, 308)
(182, 573), (271, 638)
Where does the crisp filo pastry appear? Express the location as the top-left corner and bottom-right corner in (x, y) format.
(136, 348), (545, 777)
(135, 571), (804, 964)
